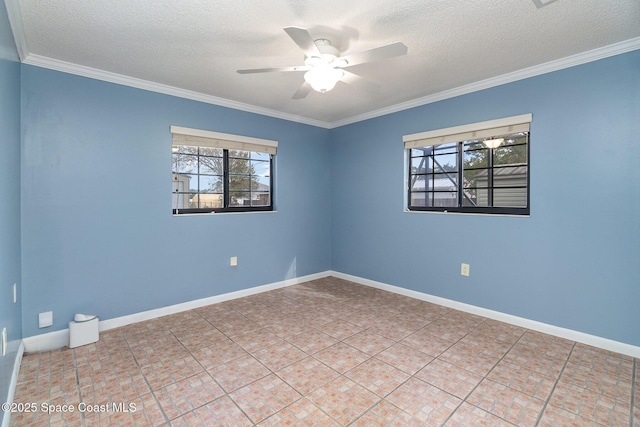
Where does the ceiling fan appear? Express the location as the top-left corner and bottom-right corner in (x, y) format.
(237, 27), (408, 99)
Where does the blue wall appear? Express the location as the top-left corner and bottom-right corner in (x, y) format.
(20, 66), (332, 337)
(330, 51), (640, 347)
(15, 47), (640, 349)
(0, 2), (22, 424)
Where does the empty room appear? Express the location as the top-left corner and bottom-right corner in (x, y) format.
(1, 0), (639, 426)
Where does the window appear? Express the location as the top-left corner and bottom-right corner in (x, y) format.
(405, 114), (531, 215)
(171, 126), (276, 214)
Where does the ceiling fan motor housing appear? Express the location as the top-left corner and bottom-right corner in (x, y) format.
(304, 39), (345, 67)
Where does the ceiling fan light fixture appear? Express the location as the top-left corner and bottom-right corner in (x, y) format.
(304, 56), (322, 67)
(483, 138), (504, 149)
(304, 66), (344, 93)
(237, 27), (408, 99)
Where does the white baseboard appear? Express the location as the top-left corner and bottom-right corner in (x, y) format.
(22, 271), (332, 353)
(1, 340), (24, 427)
(22, 270), (640, 358)
(330, 271), (640, 358)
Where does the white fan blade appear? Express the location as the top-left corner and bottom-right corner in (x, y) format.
(340, 70), (380, 92)
(237, 65), (309, 74)
(284, 27), (322, 58)
(292, 81), (312, 99)
(341, 42), (407, 67)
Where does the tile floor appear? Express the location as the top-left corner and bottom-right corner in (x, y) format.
(9, 276), (639, 426)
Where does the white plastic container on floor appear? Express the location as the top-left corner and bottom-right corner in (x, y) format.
(68, 314), (99, 348)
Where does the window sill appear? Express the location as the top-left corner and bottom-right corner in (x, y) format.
(173, 210), (278, 217)
(403, 209), (529, 218)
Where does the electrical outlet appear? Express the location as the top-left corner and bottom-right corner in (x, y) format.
(230, 256), (238, 267)
(461, 263), (470, 277)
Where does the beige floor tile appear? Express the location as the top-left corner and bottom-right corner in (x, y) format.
(261, 317), (311, 339)
(487, 360), (557, 401)
(251, 341), (307, 371)
(317, 318), (365, 340)
(439, 341), (499, 376)
(467, 378), (546, 426)
(537, 404), (606, 427)
(308, 377), (380, 425)
(503, 344), (568, 379)
(313, 342), (370, 373)
(375, 343), (433, 375)
(230, 328), (285, 354)
(207, 353), (271, 393)
(368, 315), (426, 341)
(10, 277), (637, 427)
(351, 400), (424, 426)
(416, 359), (483, 399)
(139, 353), (203, 391)
(386, 377), (461, 425)
(346, 357), (411, 397)
(79, 370), (151, 405)
(548, 380), (631, 426)
(559, 361), (632, 401)
(275, 356), (340, 395)
(285, 328), (339, 354)
(444, 402), (517, 427)
(343, 329), (395, 356)
(172, 328), (228, 352)
(400, 328), (456, 356)
(256, 397), (340, 426)
(190, 338), (247, 370)
(82, 393), (166, 427)
(170, 395), (252, 426)
(421, 318), (472, 341)
(154, 371), (224, 420)
(228, 374), (301, 424)
(568, 343), (634, 380)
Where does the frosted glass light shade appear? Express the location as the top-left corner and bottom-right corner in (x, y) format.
(483, 138), (504, 149)
(304, 66), (344, 93)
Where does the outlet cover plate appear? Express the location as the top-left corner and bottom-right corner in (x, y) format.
(461, 263), (470, 277)
(39, 311), (53, 328)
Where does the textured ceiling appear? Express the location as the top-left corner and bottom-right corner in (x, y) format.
(6, 0), (640, 127)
